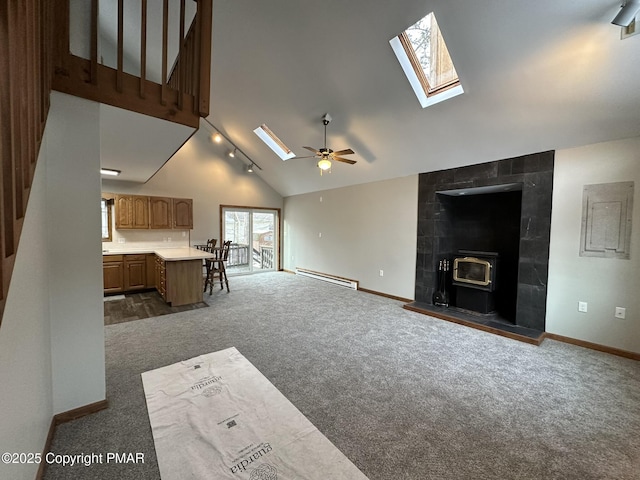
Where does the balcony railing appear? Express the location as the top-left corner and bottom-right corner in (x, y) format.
(52, 0), (212, 128)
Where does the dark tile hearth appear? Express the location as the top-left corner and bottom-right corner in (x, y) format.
(404, 301), (545, 345)
(104, 290), (209, 325)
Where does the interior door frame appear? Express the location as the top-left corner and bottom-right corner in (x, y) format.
(219, 205), (282, 272)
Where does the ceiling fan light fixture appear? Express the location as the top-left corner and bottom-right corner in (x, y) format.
(317, 158), (332, 173)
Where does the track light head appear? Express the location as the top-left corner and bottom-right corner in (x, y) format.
(612, 1), (640, 27)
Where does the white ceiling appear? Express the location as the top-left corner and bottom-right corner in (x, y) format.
(206, 0), (640, 197)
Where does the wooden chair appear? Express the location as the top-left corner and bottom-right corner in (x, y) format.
(204, 240), (231, 294)
(196, 239), (217, 281)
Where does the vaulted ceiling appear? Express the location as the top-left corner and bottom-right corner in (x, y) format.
(205, 0), (640, 197)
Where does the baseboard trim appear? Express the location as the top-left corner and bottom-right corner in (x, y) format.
(36, 399), (109, 480)
(35, 417), (57, 480)
(358, 287), (413, 304)
(544, 333), (640, 361)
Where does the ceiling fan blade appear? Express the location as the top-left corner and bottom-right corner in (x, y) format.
(303, 146), (320, 154)
(293, 155), (318, 159)
(333, 156), (357, 165)
(332, 148), (354, 156)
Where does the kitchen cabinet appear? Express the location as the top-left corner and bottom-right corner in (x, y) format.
(149, 196), (172, 229)
(172, 198), (193, 229)
(155, 256), (167, 300)
(145, 254), (156, 288)
(110, 193), (192, 230)
(124, 254), (146, 291)
(103, 255), (124, 293)
(115, 195), (149, 229)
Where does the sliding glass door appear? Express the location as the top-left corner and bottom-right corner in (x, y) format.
(222, 207), (278, 275)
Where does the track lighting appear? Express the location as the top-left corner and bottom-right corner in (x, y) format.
(201, 118), (263, 173)
(612, 1), (640, 26)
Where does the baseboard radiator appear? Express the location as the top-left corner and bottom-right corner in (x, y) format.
(295, 268), (359, 290)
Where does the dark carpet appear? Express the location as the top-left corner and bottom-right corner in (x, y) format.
(46, 272), (640, 480)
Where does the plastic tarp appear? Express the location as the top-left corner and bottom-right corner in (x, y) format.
(142, 347), (369, 479)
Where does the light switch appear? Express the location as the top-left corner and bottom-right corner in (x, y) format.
(578, 301), (588, 313)
(615, 307), (626, 319)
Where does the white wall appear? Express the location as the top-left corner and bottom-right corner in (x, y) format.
(283, 176), (418, 299)
(0, 135), (53, 480)
(102, 126), (284, 248)
(0, 91), (106, 479)
(46, 92), (106, 412)
(547, 136), (640, 353)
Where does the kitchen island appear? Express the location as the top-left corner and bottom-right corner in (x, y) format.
(103, 247), (214, 306)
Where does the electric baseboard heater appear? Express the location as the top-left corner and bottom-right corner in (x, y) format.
(295, 268), (359, 290)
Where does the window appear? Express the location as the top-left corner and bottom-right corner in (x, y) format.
(390, 12), (463, 108)
(253, 124), (295, 160)
(101, 198), (113, 242)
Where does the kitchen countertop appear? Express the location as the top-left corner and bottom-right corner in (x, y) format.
(102, 247), (214, 261)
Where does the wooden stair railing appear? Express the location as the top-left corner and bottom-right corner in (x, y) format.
(0, 0), (55, 326)
(52, 0), (212, 128)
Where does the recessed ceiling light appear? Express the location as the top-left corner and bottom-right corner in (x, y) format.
(100, 168), (121, 176)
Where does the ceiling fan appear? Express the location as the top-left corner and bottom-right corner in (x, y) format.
(296, 114), (356, 174)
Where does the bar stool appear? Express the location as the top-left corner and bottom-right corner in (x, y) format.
(204, 240), (231, 294)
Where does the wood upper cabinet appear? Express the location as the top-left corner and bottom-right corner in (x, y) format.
(111, 194), (192, 230)
(149, 196), (173, 229)
(173, 198), (193, 229)
(115, 195), (149, 229)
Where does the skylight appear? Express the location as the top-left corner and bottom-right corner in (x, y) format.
(390, 12), (463, 108)
(253, 124), (295, 160)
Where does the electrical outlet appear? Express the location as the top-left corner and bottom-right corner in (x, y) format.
(379, 270), (384, 277)
(615, 307), (626, 319)
(578, 301), (588, 313)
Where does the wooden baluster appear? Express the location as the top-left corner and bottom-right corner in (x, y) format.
(177, 0), (185, 110)
(117, 0), (123, 92)
(161, 0), (168, 106)
(198, 0), (212, 117)
(90, 0), (98, 85)
(140, 0), (147, 99)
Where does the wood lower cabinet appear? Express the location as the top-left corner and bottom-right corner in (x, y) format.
(103, 255), (124, 293)
(145, 254), (156, 288)
(155, 256), (167, 300)
(124, 254), (146, 291)
(104, 254), (151, 294)
(105, 253), (204, 306)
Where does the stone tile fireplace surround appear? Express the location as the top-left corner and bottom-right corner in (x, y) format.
(413, 151), (554, 334)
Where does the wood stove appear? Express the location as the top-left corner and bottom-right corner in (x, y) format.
(452, 251), (499, 313)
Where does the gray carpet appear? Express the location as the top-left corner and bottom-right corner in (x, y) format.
(45, 272), (640, 479)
